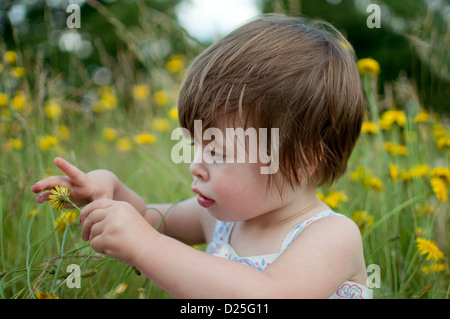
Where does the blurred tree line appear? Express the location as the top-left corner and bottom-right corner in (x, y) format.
(262, 0), (450, 114)
(0, 0), (449, 113)
(0, 0), (201, 93)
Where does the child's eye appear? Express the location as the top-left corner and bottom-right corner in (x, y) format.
(206, 148), (223, 159)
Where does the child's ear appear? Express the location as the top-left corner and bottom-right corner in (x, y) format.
(295, 161), (317, 180)
(294, 144), (324, 180)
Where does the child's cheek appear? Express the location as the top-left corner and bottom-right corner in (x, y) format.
(212, 174), (238, 203)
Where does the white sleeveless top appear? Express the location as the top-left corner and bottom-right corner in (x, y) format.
(205, 210), (373, 299)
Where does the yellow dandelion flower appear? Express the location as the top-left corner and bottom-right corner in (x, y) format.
(430, 167), (450, 185)
(416, 237), (444, 262)
(356, 58), (380, 76)
(379, 117), (392, 130)
(1, 108), (11, 120)
(58, 125), (70, 141)
(134, 133), (156, 145)
(11, 92), (26, 111)
(54, 210), (78, 233)
(151, 118), (170, 132)
(10, 138), (22, 150)
(380, 110), (406, 130)
(116, 137), (132, 152)
(421, 263), (447, 275)
(45, 103), (62, 120)
(414, 227), (424, 237)
(384, 142), (395, 153)
(34, 291), (59, 299)
(103, 127), (117, 142)
(351, 211), (374, 234)
(430, 177), (448, 202)
(436, 137), (449, 150)
(361, 121), (378, 134)
(322, 191), (348, 209)
(4, 50), (17, 64)
(133, 84), (150, 100)
(432, 123), (447, 140)
(2, 138), (23, 152)
(10, 66), (25, 78)
(384, 142), (407, 156)
(0, 63), (2, 73)
(0, 92), (8, 107)
(92, 101), (103, 113)
(28, 209), (43, 218)
(48, 185), (71, 211)
(409, 164), (429, 179)
(389, 164), (400, 182)
(38, 135), (58, 152)
(391, 110), (406, 127)
(349, 166), (365, 181)
(166, 54), (184, 73)
(154, 90), (169, 106)
(101, 92), (118, 110)
(168, 106), (178, 120)
(414, 110), (429, 123)
(364, 176), (383, 191)
(389, 164), (399, 182)
(315, 193), (324, 201)
(400, 171), (412, 182)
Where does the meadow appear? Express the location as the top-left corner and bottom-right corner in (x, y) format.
(0, 9), (449, 299)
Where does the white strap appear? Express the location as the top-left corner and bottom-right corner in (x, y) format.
(279, 210), (340, 252)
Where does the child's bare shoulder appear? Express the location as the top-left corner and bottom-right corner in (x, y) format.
(289, 213), (364, 260)
(305, 214), (362, 245)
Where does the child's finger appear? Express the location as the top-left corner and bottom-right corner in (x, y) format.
(79, 198), (113, 225)
(54, 157), (89, 186)
(81, 209), (107, 241)
(35, 191), (51, 203)
(90, 236), (106, 255)
(31, 175), (71, 193)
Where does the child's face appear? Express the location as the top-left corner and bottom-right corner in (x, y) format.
(189, 120), (297, 222)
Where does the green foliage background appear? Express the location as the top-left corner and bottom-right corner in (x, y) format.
(1, 0), (448, 112)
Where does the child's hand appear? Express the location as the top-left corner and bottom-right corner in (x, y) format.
(80, 198), (155, 265)
(31, 157), (117, 208)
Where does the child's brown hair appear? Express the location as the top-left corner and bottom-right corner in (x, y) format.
(178, 14), (364, 190)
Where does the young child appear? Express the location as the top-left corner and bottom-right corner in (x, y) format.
(31, 15), (372, 299)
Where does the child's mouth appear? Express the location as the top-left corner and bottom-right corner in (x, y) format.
(192, 188), (215, 208)
(197, 194), (215, 208)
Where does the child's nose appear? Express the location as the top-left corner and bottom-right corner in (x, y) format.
(190, 150), (209, 181)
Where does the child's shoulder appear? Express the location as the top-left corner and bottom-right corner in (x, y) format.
(287, 211), (364, 260)
(267, 211), (368, 295)
(302, 212), (362, 243)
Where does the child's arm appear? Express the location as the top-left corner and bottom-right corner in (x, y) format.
(140, 197), (216, 245)
(80, 200), (365, 298)
(31, 157), (211, 244)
